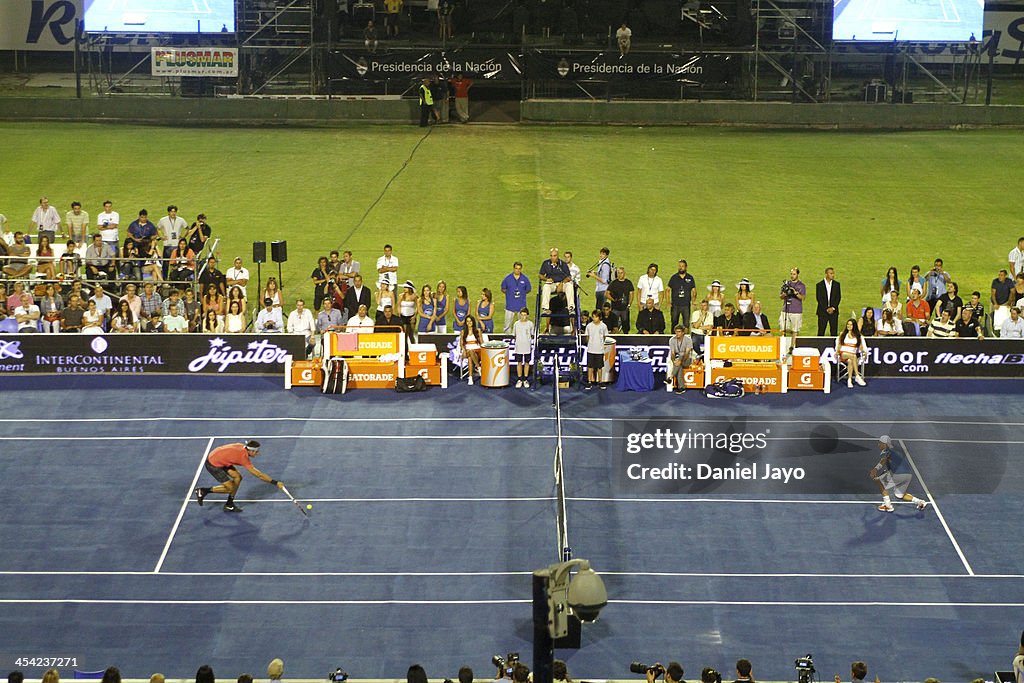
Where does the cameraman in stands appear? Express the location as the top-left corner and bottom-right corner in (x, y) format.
(778, 267), (805, 339)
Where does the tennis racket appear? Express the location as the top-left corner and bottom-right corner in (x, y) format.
(279, 484), (309, 517)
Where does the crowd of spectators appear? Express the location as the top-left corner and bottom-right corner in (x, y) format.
(4, 199), (1024, 350)
(6, 642), (1023, 683)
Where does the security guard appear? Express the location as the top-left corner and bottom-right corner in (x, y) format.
(419, 77), (434, 127)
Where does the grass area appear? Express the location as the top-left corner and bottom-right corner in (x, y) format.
(1, 122), (1019, 333)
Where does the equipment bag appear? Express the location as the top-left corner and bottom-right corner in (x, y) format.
(395, 375), (427, 393)
(704, 378), (745, 399)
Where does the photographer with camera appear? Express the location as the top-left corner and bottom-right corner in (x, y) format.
(631, 661), (685, 683)
(493, 655), (529, 683)
(778, 267), (806, 340)
(701, 669), (722, 683)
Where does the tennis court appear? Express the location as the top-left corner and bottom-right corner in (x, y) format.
(0, 375), (1022, 681)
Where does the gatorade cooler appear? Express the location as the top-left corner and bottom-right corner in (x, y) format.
(481, 342), (510, 388)
(600, 337), (617, 383)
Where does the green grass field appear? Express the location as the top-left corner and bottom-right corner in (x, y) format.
(2, 122), (1019, 332)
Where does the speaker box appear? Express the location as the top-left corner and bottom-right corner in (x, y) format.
(252, 241), (267, 264)
(271, 240), (288, 263)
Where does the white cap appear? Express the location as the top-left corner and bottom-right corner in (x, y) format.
(878, 435), (892, 446)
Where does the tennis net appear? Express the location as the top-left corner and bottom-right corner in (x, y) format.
(553, 363), (570, 562)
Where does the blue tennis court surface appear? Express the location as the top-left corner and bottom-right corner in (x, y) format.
(1, 376), (1022, 681)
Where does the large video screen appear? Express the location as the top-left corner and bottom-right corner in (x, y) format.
(83, 0), (236, 33)
(832, 0), (985, 42)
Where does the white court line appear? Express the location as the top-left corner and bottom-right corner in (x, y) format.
(3, 435), (1024, 445)
(900, 438), (975, 576)
(2, 417), (1023, 426)
(0, 416), (553, 423)
(153, 437), (214, 574)
(0, 598), (530, 606)
(211, 496), (974, 506)
(0, 598), (1021, 607)
(2, 569), (1023, 578)
(610, 599), (1024, 607)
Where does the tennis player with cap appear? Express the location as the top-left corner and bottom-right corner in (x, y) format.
(195, 440), (285, 512)
(870, 435), (929, 513)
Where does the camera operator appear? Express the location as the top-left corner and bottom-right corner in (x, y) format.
(642, 662), (685, 683)
(495, 662), (530, 683)
(778, 267), (806, 340)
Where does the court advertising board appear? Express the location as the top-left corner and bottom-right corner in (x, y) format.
(0, 334), (304, 374)
(708, 335), (781, 361)
(419, 334), (1024, 379)
(151, 47), (238, 76)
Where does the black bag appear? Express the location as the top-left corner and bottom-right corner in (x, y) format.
(395, 375), (427, 393)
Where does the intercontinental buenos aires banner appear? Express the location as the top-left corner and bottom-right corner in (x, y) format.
(0, 334), (305, 375)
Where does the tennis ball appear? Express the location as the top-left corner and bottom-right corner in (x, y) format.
(306, 504), (313, 510)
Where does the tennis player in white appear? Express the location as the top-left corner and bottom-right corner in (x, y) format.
(870, 435), (929, 513)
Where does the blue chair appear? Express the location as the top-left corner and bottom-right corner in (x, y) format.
(73, 672), (105, 679)
(0, 318), (18, 333)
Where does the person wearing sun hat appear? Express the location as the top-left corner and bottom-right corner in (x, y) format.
(735, 277), (754, 315)
(706, 279), (725, 317)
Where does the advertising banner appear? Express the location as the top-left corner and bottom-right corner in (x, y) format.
(151, 47), (238, 76)
(796, 336), (1024, 378)
(0, 334), (305, 375)
(420, 333), (1024, 379)
(708, 336), (781, 361)
(329, 48), (521, 81)
(524, 50), (733, 83)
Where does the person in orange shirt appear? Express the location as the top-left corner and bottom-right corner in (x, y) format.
(448, 72), (473, 123)
(195, 440), (285, 512)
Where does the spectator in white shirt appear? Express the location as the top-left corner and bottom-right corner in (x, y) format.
(564, 250), (582, 285)
(287, 298), (317, 355)
(163, 304), (189, 333)
(15, 293), (41, 332)
(375, 244), (399, 288)
(30, 196), (61, 243)
(1010, 236), (1024, 278)
(636, 263), (665, 309)
(96, 200), (120, 252)
(256, 297), (284, 333)
(348, 304), (375, 333)
(1001, 306), (1024, 338)
(226, 257), (250, 295)
(157, 205), (189, 278)
(89, 284), (114, 321)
